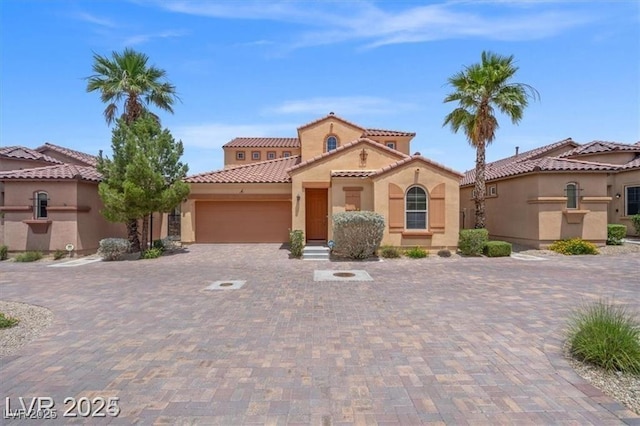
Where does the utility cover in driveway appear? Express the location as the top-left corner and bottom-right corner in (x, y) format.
(314, 270), (373, 281)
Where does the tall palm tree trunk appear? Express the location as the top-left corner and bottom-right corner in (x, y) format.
(127, 220), (141, 252)
(474, 143), (487, 229)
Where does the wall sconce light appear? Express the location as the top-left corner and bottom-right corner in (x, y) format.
(615, 193), (621, 199)
(296, 193), (301, 201)
(359, 148), (368, 163)
(415, 168), (420, 173)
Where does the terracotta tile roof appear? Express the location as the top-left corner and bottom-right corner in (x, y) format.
(36, 142), (98, 166)
(297, 113), (365, 131)
(363, 128), (416, 137)
(558, 140), (640, 158)
(0, 164), (101, 182)
(288, 138), (408, 173)
(331, 170), (376, 178)
(0, 146), (63, 164)
(372, 155), (463, 179)
(488, 138), (578, 169)
(222, 137), (300, 148)
(185, 155), (300, 184)
(621, 155), (640, 170)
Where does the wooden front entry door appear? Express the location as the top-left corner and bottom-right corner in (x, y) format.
(305, 188), (328, 241)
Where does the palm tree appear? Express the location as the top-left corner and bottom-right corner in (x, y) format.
(87, 48), (179, 251)
(443, 51), (539, 229)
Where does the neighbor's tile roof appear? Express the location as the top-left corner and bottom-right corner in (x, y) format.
(372, 155), (463, 179)
(222, 137), (300, 148)
(558, 141), (640, 158)
(331, 170), (376, 178)
(363, 128), (416, 137)
(0, 164), (101, 182)
(487, 138), (578, 170)
(621, 156), (640, 170)
(36, 142), (98, 166)
(185, 155), (300, 184)
(0, 146), (63, 164)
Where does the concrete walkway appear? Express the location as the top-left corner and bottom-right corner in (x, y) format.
(1, 245), (639, 425)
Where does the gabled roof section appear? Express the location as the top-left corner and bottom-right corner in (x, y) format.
(297, 112), (365, 132)
(557, 141), (640, 158)
(0, 164), (101, 182)
(36, 142), (98, 166)
(185, 155), (300, 184)
(621, 155), (640, 170)
(222, 137), (300, 148)
(363, 128), (416, 137)
(331, 170), (376, 178)
(488, 138), (579, 169)
(287, 138), (409, 173)
(0, 146), (63, 165)
(371, 155), (463, 179)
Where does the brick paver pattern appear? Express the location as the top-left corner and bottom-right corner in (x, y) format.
(1, 245), (639, 425)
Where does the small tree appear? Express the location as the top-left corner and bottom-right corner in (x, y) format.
(97, 115), (189, 251)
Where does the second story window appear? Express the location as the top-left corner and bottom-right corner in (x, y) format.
(326, 135), (338, 152)
(35, 191), (48, 219)
(566, 183), (578, 209)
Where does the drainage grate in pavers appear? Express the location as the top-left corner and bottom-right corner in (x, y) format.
(204, 280), (246, 290)
(314, 270), (373, 282)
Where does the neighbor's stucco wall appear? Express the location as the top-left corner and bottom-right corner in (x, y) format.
(75, 181), (126, 252)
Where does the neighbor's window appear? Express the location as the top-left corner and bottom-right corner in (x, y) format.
(267, 151), (276, 160)
(566, 182), (578, 209)
(386, 141), (396, 150)
(626, 185), (640, 216)
(283, 151), (291, 158)
(406, 186), (428, 229)
(35, 191), (48, 219)
(488, 184), (497, 197)
(236, 151), (245, 160)
(326, 135), (338, 152)
(252, 151), (261, 160)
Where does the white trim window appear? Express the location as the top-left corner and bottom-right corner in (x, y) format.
(35, 191), (48, 219)
(626, 185), (640, 216)
(565, 182), (578, 209)
(406, 186), (428, 229)
(326, 135), (338, 152)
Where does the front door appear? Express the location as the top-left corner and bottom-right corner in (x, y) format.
(305, 188), (328, 241)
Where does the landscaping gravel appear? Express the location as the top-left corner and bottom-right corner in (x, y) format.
(0, 301), (52, 357)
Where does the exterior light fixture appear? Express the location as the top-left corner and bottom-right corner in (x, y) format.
(296, 193), (301, 201)
(359, 148), (368, 163)
(615, 193), (621, 199)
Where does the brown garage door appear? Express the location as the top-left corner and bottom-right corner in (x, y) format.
(195, 201), (291, 243)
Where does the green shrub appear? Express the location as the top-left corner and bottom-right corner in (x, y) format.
(567, 300), (640, 374)
(152, 239), (166, 252)
(53, 249), (67, 260)
(631, 213), (640, 235)
(289, 229), (304, 258)
(379, 245), (401, 258)
(458, 229), (489, 256)
(14, 251), (43, 262)
(437, 249), (452, 258)
(0, 312), (19, 329)
(141, 247), (163, 259)
(332, 211), (385, 259)
(405, 246), (428, 258)
(606, 224), (626, 245)
(483, 241), (512, 257)
(98, 238), (131, 261)
(549, 238), (599, 255)
(0, 245), (7, 261)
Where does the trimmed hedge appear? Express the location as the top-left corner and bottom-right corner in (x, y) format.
(458, 229), (489, 256)
(332, 211), (385, 259)
(606, 224), (626, 245)
(289, 229), (304, 258)
(0, 245), (7, 261)
(483, 241), (512, 257)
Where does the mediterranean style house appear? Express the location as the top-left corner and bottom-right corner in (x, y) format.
(460, 139), (640, 248)
(183, 113), (464, 248)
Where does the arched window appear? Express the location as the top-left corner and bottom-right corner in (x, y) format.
(566, 182), (578, 209)
(406, 186), (428, 229)
(35, 191), (48, 219)
(326, 135), (338, 152)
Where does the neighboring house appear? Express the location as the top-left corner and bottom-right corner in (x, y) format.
(183, 113), (463, 249)
(0, 143), (126, 253)
(460, 139), (640, 248)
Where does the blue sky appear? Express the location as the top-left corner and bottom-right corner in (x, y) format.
(1, 0), (639, 175)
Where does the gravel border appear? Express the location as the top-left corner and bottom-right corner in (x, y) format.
(0, 301), (53, 357)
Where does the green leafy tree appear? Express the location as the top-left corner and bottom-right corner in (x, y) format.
(97, 115), (189, 252)
(86, 48), (179, 249)
(443, 51), (539, 228)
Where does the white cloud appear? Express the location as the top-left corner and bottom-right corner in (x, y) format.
(266, 96), (418, 116)
(72, 11), (117, 28)
(122, 30), (188, 46)
(173, 122), (297, 149)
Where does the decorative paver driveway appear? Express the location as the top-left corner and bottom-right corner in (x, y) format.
(1, 245), (639, 425)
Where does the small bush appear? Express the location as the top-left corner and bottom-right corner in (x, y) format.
(549, 238), (599, 255)
(289, 229), (304, 258)
(0, 312), (19, 329)
(0, 245), (8, 261)
(14, 251), (43, 262)
(53, 249), (67, 260)
(152, 239), (166, 252)
(458, 229), (489, 256)
(437, 249), (452, 258)
(332, 211), (385, 259)
(483, 241), (512, 257)
(141, 247), (163, 259)
(98, 238), (131, 261)
(567, 300), (640, 374)
(631, 213), (640, 235)
(606, 224), (626, 245)
(405, 246), (428, 258)
(379, 245), (401, 258)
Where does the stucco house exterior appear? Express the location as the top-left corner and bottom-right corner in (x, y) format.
(0, 143), (126, 253)
(460, 139), (640, 248)
(183, 113), (463, 249)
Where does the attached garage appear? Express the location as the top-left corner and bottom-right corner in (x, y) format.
(195, 200), (291, 243)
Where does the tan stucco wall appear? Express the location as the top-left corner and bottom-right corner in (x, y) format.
(298, 119), (364, 161)
(0, 158), (55, 172)
(609, 168), (640, 235)
(223, 147), (301, 168)
(182, 183), (291, 243)
(364, 135), (414, 156)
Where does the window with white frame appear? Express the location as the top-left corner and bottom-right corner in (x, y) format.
(252, 151), (261, 160)
(565, 182), (578, 209)
(283, 151), (291, 158)
(35, 191), (48, 219)
(326, 135), (338, 152)
(626, 185), (640, 216)
(236, 151), (245, 160)
(406, 186), (428, 229)
(267, 151), (276, 160)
